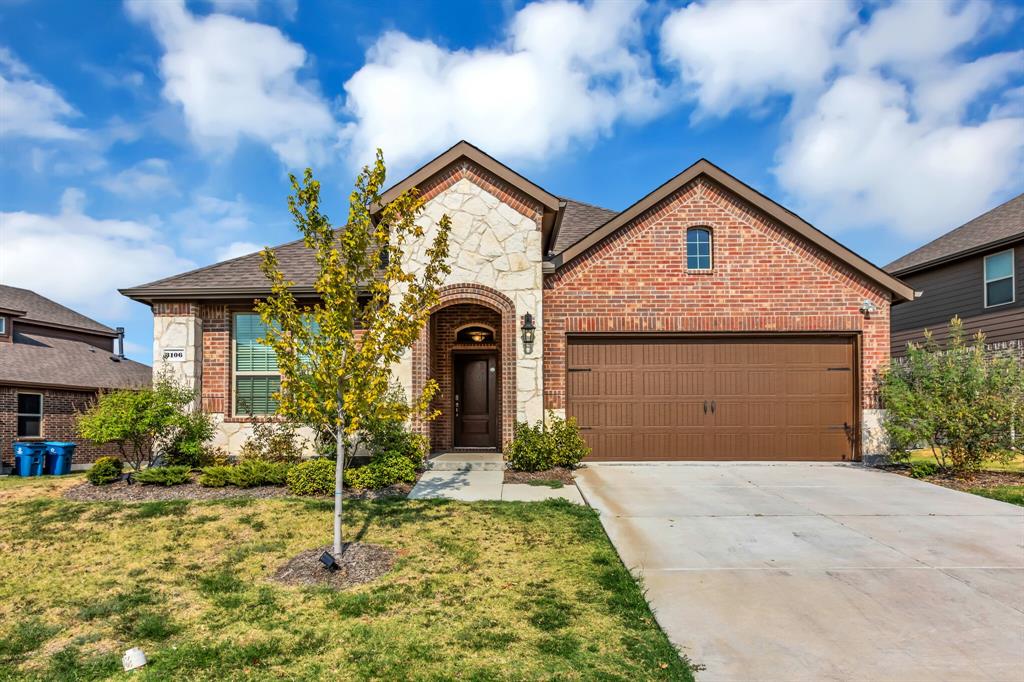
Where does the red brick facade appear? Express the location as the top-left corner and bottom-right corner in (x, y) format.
(543, 178), (891, 412)
(1, 386), (119, 467)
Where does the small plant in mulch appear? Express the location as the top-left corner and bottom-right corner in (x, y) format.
(272, 544), (396, 590)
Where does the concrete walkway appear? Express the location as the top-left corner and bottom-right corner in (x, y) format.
(408, 453), (584, 503)
(575, 462), (1024, 682)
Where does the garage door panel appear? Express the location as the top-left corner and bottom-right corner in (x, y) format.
(567, 336), (855, 461)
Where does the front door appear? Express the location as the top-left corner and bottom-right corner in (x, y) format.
(454, 353), (497, 448)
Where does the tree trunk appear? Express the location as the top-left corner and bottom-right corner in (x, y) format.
(334, 416), (345, 557)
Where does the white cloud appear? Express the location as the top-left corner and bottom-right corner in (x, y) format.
(100, 158), (179, 197)
(0, 46), (83, 140)
(170, 194), (254, 252)
(660, 0), (855, 117)
(0, 189), (194, 317)
(341, 0), (665, 170)
(126, 0), (336, 167)
(775, 73), (1024, 236)
(216, 240), (262, 260)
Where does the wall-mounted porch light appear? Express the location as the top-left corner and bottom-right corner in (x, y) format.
(859, 299), (879, 319)
(521, 313), (536, 354)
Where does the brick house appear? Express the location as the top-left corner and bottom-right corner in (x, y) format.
(0, 285), (151, 470)
(121, 142), (913, 462)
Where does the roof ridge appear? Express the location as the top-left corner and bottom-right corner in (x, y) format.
(0, 284), (115, 334)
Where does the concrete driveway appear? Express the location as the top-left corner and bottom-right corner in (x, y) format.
(575, 463), (1024, 682)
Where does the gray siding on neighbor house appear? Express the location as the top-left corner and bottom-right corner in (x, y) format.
(890, 239), (1024, 356)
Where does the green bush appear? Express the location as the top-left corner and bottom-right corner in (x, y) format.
(238, 418), (304, 463)
(344, 451), (417, 490)
(881, 317), (1024, 475)
(908, 461), (940, 479)
(506, 413), (590, 472)
(133, 465), (192, 486)
(86, 457), (123, 486)
(162, 410), (216, 468)
(364, 407), (426, 466)
(198, 465), (233, 488)
(286, 458), (335, 496)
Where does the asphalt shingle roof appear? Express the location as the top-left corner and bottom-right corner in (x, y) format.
(0, 285), (115, 334)
(551, 199), (619, 256)
(1, 331), (151, 390)
(885, 192), (1024, 274)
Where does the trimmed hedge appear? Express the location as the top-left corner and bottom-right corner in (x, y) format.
(344, 451), (417, 490)
(86, 457), (123, 486)
(506, 414), (589, 472)
(198, 461), (292, 488)
(286, 458), (335, 496)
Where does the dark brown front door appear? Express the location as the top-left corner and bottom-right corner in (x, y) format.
(566, 336), (856, 461)
(454, 353), (497, 448)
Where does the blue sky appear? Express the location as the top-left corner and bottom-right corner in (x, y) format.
(1, 0), (1022, 362)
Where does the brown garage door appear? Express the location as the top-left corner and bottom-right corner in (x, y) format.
(566, 337), (856, 461)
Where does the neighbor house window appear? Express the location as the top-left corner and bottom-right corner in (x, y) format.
(0, 316), (6, 335)
(17, 393), (42, 438)
(686, 227), (712, 270)
(233, 313), (280, 416)
(984, 249), (1015, 307)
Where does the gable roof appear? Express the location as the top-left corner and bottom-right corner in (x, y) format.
(0, 285), (117, 336)
(885, 192), (1024, 276)
(549, 159), (915, 302)
(377, 140), (562, 212)
(0, 330), (150, 391)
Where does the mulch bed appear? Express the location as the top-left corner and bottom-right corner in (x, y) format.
(503, 467), (576, 486)
(887, 466), (1024, 491)
(272, 543), (396, 589)
(63, 475), (412, 503)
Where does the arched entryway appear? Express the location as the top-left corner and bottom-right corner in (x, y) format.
(411, 284), (516, 452)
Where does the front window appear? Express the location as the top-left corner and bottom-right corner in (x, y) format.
(233, 313), (280, 416)
(686, 227), (713, 270)
(0, 316), (6, 335)
(984, 249), (1015, 307)
(17, 393), (42, 438)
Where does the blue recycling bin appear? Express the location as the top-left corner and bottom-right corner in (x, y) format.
(44, 442), (76, 476)
(13, 442), (45, 477)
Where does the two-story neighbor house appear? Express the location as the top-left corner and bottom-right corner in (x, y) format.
(886, 192), (1023, 358)
(0, 285), (151, 470)
(122, 142), (913, 462)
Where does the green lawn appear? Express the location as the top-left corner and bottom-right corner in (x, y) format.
(0, 476), (691, 681)
(967, 485), (1024, 507)
(907, 449), (1024, 473)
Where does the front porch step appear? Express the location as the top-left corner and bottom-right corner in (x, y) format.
(426, 452), (505, 471)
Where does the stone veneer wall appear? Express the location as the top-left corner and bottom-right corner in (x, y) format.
(394, 160), (546, 447)
(542, 177), (893, 461)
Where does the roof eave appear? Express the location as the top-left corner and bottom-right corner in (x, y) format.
(888, 233), (1024, 277)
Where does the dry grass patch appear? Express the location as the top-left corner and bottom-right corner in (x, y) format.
(0, 478), (691, 680)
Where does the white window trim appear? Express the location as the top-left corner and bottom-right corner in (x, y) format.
(16, 391), (43, 438)
(983, 248), (1015, 309)
(686, 227), (713, 271)
(231, 312), (281, 417)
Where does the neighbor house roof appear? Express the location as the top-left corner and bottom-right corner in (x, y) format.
(0, 331), (151, 391)
(0, 285), (117, 336)
(549, 158), (915, 302)
(885, 192), (1024, 276)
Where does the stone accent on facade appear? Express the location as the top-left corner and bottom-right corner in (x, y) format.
(153, 302), (203, 404)
(543, 177), (892, 460)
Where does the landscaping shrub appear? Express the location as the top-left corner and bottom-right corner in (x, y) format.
(238, 417), (305, 463)
(163, 411), (216, 468)
(363, 395), (427, 466)
(286, 458), (335, 496)
(133, 465), (192, 486)
(199, 466), (233, 488)
(908, 461), (940, 479)
(229, 460), (292, 487)
(86, 457), (123, 486)
(881, 317), (1024, 475)
(506, 413), (590, 472)
(344, 451), (417, 490)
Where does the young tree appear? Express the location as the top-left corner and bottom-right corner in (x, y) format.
(880, 317), (1023, 475)
(257, 150), (450, 557)
(78, 374), (206, 471)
